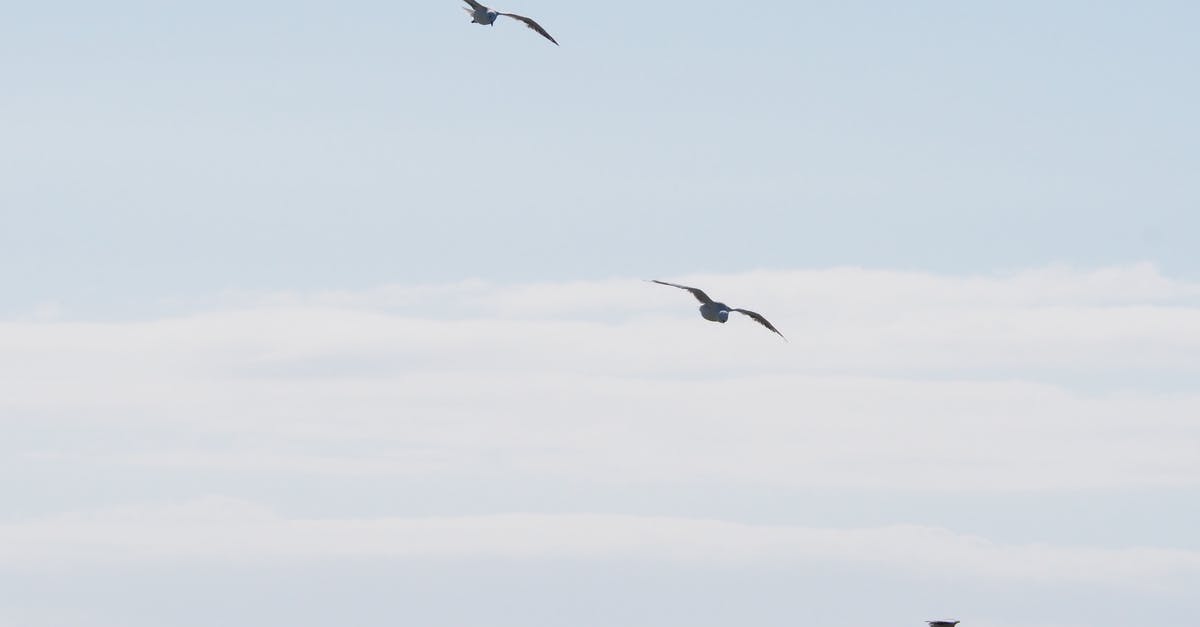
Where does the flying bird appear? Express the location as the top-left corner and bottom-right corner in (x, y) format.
(927, 622), (961, 627)
(650, 280), (785, 340)
(462, 0), (558, 45)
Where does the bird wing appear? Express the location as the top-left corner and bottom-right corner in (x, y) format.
(732, 308), (786, 340)
(499, 12), (559, 45)
(651, 280), (714, 305)
(462, 0), (487, 10)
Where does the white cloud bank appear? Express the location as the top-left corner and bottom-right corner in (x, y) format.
(3, 496), (1198, 590)
(2, 264), (1198, 492)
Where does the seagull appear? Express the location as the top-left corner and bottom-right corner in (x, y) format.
(462, 0), (558, 45)
(927, 621), (961, 627)
(651, 280), (786, 340)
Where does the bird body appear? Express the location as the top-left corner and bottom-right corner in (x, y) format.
(467, 7), (499, 24)
(927, 621), (961, 627)
(699, 301), (731, 323)
(651, 280), (785, 340)
(462, 0), (558, 45)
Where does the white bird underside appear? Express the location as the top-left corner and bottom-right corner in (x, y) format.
(462, 0), (558, 45)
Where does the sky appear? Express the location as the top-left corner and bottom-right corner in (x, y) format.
(2, 1), (1199, 626)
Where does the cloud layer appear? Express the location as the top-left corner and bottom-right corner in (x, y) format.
(4, 497), (1198, 590)
(3, 264), (1198, 492)
(3, 264), (1199, 627)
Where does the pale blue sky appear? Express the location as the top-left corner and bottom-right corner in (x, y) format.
(3, 3), (1200, 627)
(3, 0), (1198, 314)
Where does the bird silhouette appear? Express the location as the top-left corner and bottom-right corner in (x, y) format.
(462, 0), (558, 45)
(651, 280), (785, 340)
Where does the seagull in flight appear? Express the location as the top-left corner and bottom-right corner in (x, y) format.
(462, 0), (558, 45)
(651, 280), (786, 340)
(927, 622), (961, 627)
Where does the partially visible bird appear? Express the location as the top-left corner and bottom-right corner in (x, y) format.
(927, 621), (961, 627)
(650, 280), (786, 340)
(462, 0), (558, 45)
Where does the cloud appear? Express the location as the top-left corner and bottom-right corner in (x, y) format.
(3, 497), (1198, 590)
(1, 265), (1199, 492)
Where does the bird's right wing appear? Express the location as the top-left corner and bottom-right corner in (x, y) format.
(462, 0), (487, 11)
(499, 12), (559, 45)
(732, 308), (786, 340)
(650, 280), (714, 304)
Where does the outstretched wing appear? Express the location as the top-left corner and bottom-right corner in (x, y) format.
(732, 308), (786, 340)
(462, 0), (487, 10)
(651, 280), (713, 305)
(499, 12), (559, 45)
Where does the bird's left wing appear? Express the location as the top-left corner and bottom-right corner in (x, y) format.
(499, 13), (559, 45)
(650, 280), (714, 305)
(732, 308), (786, 340)
(462, 0), (487, 10)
